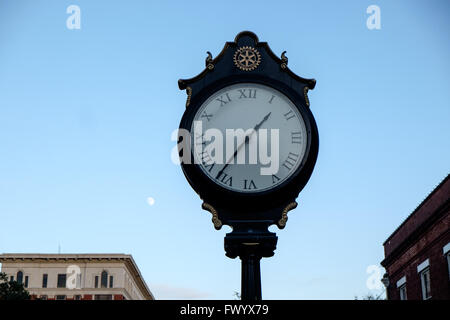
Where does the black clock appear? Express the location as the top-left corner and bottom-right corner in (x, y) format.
(178, 31), (318, 230)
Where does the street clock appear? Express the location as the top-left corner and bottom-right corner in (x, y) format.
(178, 31), (319, 300)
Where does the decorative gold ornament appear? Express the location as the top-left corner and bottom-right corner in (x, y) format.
(303, 86), (310, 107)
(280, 51), (288, 69)
(202, 202), (222, 230)
(205, 51), (214, 70)
(233, 46), (261, 71)
(278, 201), (298, 229)
(185, 86), (192, 108)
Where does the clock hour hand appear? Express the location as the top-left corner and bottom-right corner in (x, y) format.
(215, 112), (272, 179)
(253, 112), (271, 131)
(229, 111), (271, 159)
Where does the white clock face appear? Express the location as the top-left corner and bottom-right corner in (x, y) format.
(191, 83), (308, 193)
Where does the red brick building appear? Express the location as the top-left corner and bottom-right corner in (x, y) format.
(381, 174), (450, 300)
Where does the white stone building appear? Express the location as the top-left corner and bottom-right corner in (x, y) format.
(0, 254), (154, 300)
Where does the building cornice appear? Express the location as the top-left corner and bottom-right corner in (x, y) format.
(381, 201), (450, 267)
(383, 174), (449, 246)
(0, 253), (154, 300)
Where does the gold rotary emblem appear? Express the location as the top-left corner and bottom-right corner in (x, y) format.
(233, 46), (261, 71)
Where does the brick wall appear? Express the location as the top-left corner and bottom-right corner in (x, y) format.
(387, 230), (450, 300)
(382, 175), (450, 300)
(384, 176), (450, 257)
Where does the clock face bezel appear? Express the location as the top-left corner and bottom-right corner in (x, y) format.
(179, 74), (319, 211)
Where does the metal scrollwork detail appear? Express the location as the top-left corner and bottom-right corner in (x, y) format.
(202, 202), (222, 230)
(233, 46), (261, 71)
(303, 86), (310, 107)
(185, 86), (192, 108)
(278, 202), (298, 229)
(205, 51), (214, 70)
(280, 51), (288, 69)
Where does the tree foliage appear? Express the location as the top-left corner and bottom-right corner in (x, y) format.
(0, 272), (31, 300)
(354, 291), (386, 300)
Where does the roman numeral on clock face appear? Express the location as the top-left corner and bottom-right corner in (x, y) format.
(200, 151), (213, 166)
(216, 93), (232, 106)
(199, 149), (214, 172)
(243, 179), (257, 190)
(195, 133), (213, 147)
(201, 111), (213, 121)
(271, 174), (280, 184)
(282, 152), (299, 171)
(195, 133), (205, 146)
(203, 162), (214, 173)
(216, 171), (233, 186)
(284, 110), (296, 121)
(291, 131), (302, 144)
(238, 89), (256, 99)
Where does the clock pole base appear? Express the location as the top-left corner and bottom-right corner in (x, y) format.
(224, 222), (278, 301)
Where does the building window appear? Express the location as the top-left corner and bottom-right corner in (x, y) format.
(94, 276), (99, 288)
(94, 294), (112, 300)
(446, 252), (450, 280)
(101, 271), (108, 288)
(24, 276), (29, 288)
(57, 274), (67, 288)
(399, 284), (407, 300)
(16, 271), (23, 284)
(109, 276), (114, 288)
(74, 295), (82, 300)
(396, 275), (406, 301)
(55, 295), (66, 300)
(42, 274), (48, 288)
(40, 295), (47, 300)
(420, 268), (431, 300)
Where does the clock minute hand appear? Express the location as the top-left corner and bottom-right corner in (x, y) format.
(216, 142), (244, 179)
(215, 112), (272, 179)
(253, 112), (271, 131)
(224, 112), (271, 166)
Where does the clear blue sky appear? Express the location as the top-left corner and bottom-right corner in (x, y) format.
(0, 0), (449, 299)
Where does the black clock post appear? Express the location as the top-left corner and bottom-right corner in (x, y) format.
(224, 221), (277, 300)
(178, 31), (319, 300)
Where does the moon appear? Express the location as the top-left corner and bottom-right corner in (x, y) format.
(147, 197), (155, 206)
